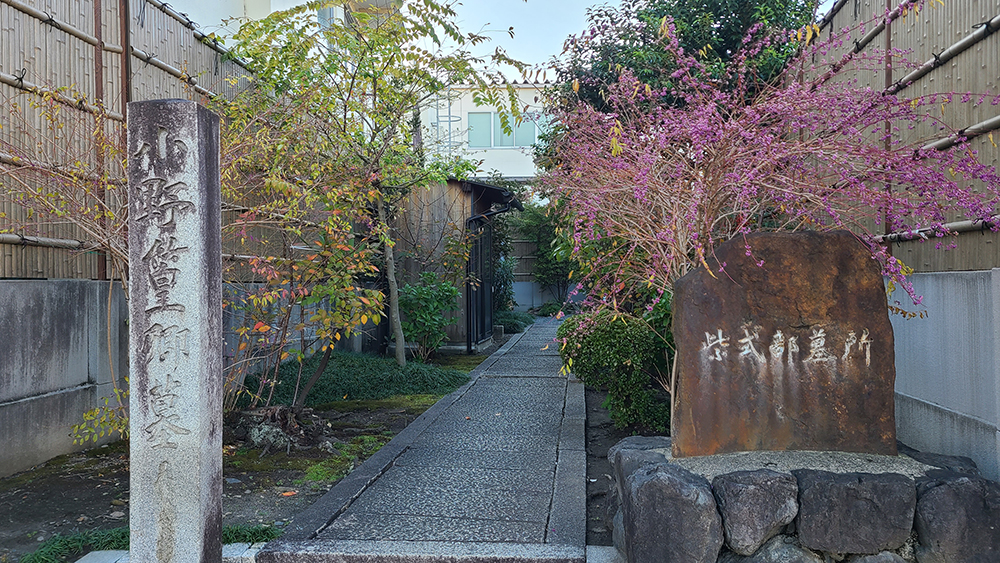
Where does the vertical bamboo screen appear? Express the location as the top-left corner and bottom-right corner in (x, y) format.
(0, 0), (251, 279)
(820, 0), (1000, 272)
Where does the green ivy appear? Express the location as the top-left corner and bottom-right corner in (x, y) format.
(557, 310), (669, 431)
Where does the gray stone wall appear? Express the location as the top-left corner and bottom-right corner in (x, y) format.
(891, 269), (1000, 481)
(0, 278), (377, 478)
(0, 280), (127, 477)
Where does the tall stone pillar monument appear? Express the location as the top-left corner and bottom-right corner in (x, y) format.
(128, 100), (222, 563)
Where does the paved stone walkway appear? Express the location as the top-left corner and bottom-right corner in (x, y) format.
(77, 319), (589, 563)
(259, 317), (587, 563)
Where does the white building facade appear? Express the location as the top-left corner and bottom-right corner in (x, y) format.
(420, 82), (547, 180)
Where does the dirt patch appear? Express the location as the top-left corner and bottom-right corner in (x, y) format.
(583, 386), (669, 546)
(0, 400), (432, 562)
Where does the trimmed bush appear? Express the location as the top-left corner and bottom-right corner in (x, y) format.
(244, 351), (469, 407)
(399, 272), (460, 361)
(557, 310), (669, 431)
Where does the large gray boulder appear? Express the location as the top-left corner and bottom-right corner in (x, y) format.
(794, 470), (915, 554)
(713, 469), (799, 556)
(623, 463), (723, 563)
(914, 473), (1000, 562)
(613, 448), (669, 501)
(717, 535), (823, 563)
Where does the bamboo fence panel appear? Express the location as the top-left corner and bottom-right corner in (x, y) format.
(1, 0), (249, 278)
(819, 0), (1000, 272)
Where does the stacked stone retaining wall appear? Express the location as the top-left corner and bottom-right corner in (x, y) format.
(607, 437), (1000, 563)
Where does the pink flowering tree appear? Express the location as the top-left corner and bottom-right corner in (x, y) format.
(543, 8), (1000, 316)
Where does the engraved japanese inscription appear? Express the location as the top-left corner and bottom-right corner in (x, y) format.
(672, 231), (897, 458)
(128, 100), (222, 563)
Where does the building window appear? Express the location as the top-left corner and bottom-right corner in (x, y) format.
(468, 112), (537, 148)
(468, 112), (492, 148)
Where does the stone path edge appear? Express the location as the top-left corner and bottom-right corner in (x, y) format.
(281, 328), (532, 541)
(256, 539), (586, 563)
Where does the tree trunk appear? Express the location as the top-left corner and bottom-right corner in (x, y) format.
(293, 344), (333, 413)
(378, 197), (406, 367)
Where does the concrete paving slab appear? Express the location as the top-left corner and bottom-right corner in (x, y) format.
(586, 545), (624, 563)
(317, 514), (546, 543)
(565, 380), (586, 419)
(345, 482), (553, 522)
(392, 447), (557, 470)
(78, 542), (269, 563)
(486, 356), (566, 375)
(372, 465), (554, 493)
(74, 551), (127, 563)
(407, 432), (559, 453)
(422, 418), (563, 436)
(548, 449), (587, 545)
(559, 418), (586, 452)
(471, 376), (567, 389)
(258, 540), (585, 563)
(433, 407), (565, 421)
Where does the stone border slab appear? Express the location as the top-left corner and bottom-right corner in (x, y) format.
(256, 540), (585, 563)
(75, 543), (266, 563)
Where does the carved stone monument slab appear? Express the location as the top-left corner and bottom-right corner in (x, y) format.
(672, 231), (896, 458)
(128, 100), (222, 563)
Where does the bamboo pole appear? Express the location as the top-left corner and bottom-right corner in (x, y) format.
(0, 0), (124, 53)
(0, 71), (125, 121)
(888, 14), (1000, 95)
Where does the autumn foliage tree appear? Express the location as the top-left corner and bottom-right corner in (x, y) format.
(225, 0), (523, 371)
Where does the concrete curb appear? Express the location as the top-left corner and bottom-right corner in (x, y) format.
(255, 540), (586, 563)
(281, 328), (532, 540)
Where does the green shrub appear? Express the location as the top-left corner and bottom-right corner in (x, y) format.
(243, 351), (469, 407)
(399, 272), (460, 361)
(494, 310), (534, 334)
(493, 255), (517, 313)
(536, 301), (563, 317)
(557, 310), (669, 431)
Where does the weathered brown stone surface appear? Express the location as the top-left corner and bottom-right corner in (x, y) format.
(672, 230), (896, 458)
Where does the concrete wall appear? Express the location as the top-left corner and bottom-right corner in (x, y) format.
(891, 269), (1000, 480)
(0, 279), (386, 477)
(0, 280), (127, 477)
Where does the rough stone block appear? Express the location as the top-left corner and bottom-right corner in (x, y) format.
(672, 231), (897, 457)
(848, 553), (908, 563)
(622, 463), (723, 563)
(717, 535), (822, 563)
(712, 469), (798, 555)
(612, 448), (669, 503)
(607, 436), (672, 470)
(794, 470), (915, 555)
(914, 473), (1000, 562)
(612, 508), (624, 555)
(897, 442), (980, 476)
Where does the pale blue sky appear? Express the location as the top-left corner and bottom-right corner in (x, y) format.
(181, 0), (837, 72)
(447, 0), (620, 69)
